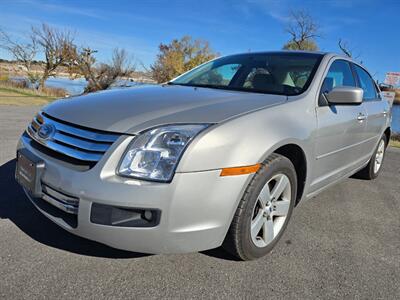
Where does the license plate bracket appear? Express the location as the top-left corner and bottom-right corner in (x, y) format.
(15, 149), (45, 197)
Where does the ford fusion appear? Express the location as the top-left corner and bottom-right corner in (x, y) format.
(16, 51), (391, 260)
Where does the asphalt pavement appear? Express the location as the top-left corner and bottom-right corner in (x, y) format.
(0, 105), (399, 299)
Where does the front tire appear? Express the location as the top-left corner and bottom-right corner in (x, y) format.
(355, 134), (387, 180)
(223, 154), (297, 261)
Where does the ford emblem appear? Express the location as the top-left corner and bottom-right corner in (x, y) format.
(37, 123), (55, 140)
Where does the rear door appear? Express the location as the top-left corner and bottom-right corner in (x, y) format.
(353, 64), (389, 155)
(311, 59), (368, 192)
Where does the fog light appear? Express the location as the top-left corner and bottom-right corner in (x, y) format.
(90, 203), (161, 227)
(144, 210), (153, 221)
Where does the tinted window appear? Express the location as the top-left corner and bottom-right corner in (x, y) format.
(354, 65), (378, 100)
(321, 60), (356, 94)
(190, 64), (241, 86)
(243, 67), (271, 88)
(171, 53), (323, 96)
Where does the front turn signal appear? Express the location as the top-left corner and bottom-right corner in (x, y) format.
(220, 164), (261, 176)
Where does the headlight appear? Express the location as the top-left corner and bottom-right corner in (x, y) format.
(117, 124), (209, 182)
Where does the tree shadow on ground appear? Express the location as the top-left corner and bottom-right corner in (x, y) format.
(0, 159), (148, 259)
(0, 158), (239, 261)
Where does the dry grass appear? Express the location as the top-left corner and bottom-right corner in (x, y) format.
(390, 139), (400, 148)
(390, 133), (400, 148)
(0, 80), (67, 98)
(0, 86), (56, 106)
(0, 77), (67, 105)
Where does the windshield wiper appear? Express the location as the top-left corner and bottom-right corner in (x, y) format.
(167, 82), (288, 95)
(168, 82), (231, 90)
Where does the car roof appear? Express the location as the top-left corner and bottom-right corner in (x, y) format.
(225, 50), (352, 60)
(224, 51), (363, 66)
(226, 50), (325, 56)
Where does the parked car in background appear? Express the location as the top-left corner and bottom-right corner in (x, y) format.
(16, 51), (391, 260)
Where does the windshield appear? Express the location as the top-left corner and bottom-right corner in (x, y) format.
(170, 52), (323, 96)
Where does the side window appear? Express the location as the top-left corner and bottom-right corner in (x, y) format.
(321, 60), (356, 94)
(354, 65), (378, 101)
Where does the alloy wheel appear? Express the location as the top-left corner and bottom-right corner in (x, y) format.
(374, 139), (385, 174)
(250, 173), (291, 248)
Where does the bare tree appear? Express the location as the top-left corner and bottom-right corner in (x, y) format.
(338, 39), (352, 57)
(0, 29), (40, 85)
(1, 24), (133, 93)
(32, 23), (75, 89)
(73, 48), (134, 93)
(283, 10), (320, 51)
(338, 38), (362, 63)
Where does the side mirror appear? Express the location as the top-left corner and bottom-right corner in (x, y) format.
(325, 86), (363, 105)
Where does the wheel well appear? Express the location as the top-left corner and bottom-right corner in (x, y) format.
(384, 127), (391, 146)
(274, 144), (307, 205)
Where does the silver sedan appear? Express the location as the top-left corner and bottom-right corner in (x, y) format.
(16, 51), (391, 260)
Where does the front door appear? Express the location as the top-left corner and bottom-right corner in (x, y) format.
(311, 59), (368, 193)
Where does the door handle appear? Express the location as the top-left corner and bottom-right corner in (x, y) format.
(357, 113), (366, 121)
(382, 110), (388, 116)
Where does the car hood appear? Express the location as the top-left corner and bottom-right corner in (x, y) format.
(43, 85), (287, 134)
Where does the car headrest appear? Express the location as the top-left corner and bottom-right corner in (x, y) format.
(252, 73), (275, 90)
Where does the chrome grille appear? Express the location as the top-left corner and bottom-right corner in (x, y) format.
(26, 112), (120, 163)
(41, 183), (79, 214)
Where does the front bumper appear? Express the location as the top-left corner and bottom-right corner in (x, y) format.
(17, 134), (252, 254)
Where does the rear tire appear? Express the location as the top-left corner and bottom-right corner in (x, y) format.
(355, 134), (387, 180)
(223, 154), (297, 261)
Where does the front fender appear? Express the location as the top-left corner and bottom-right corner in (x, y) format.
(177, 98), (317, 174)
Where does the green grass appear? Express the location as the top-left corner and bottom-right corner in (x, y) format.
(0, 86), (55, 99)
(0, 87), (56, 106)
(389, 139), (400, 148)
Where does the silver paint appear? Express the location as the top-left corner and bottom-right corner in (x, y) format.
(17, 52), (391, 254)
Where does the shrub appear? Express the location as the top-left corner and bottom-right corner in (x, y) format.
(0, 78), (67, 98)
(0, 78), (29, 89)
(0, 74), (9, 81)
(392, 132), (400, 141)
(40, 86), (67, 97)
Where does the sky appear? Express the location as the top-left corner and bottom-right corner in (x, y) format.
(0, 0), (399, 82)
